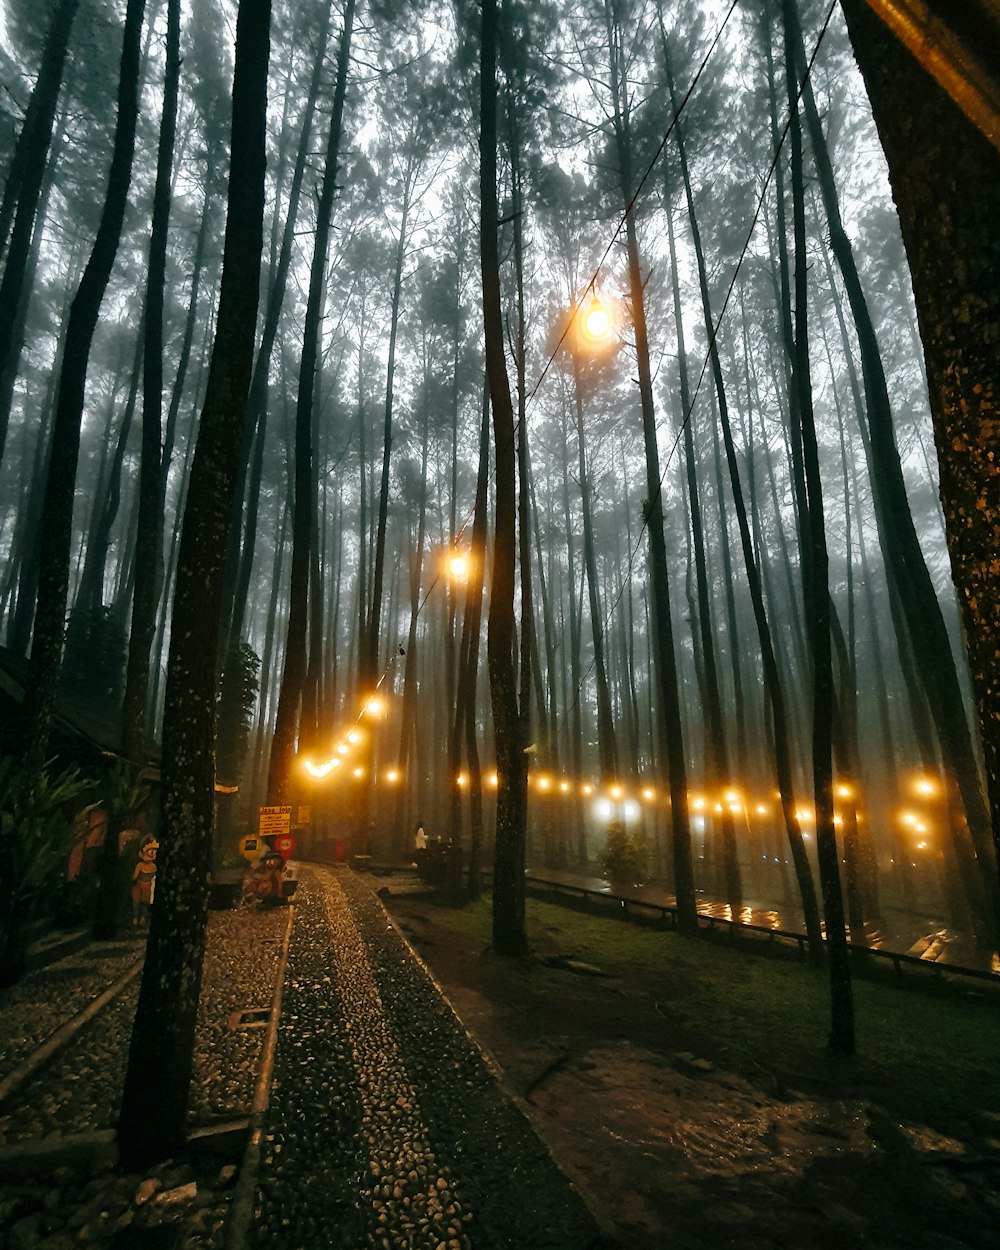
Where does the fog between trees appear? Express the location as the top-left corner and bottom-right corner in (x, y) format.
(1, 0), (995, 969)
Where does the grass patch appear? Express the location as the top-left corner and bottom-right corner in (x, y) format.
(406, 891), (1000, 1125)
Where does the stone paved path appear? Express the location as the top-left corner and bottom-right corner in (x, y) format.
(252, 865), (612, 1249)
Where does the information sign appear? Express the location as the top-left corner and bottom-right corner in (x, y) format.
(258, 805), (292, 838)
(274, 832), (297, 859)
(238, 833), (263, 861)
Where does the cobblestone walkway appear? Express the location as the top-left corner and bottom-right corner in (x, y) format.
(252, 865), (612, 1249)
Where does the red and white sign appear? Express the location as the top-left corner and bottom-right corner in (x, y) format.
(273, 832), (297, 859)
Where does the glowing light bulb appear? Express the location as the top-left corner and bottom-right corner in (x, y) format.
(583, 299), (611, 341)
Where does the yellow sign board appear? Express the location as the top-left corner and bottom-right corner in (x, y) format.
(258, 805), (292, 838)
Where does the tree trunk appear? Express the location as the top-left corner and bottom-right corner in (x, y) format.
(841, 0), (1000, 930)
(120, 0), (180, 763)
(482, 0), (527, 956)
(20, 0), (146, 770)
(783, 0), (853, 1051)
(607, 0), (695, 930)
(268, 0), (355, 803)
(0, 0), (80, 463)
(117, 0), (270, 1168)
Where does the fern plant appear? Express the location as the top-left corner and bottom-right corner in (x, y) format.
(0, 757), (96, 983)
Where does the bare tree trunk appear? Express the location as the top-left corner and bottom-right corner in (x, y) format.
(482, 0), (526, 956)
(21, 0), (145, 769)
(0, 0), (80, 463)
(268, 0), (355, 803)
(118, 0), (270, 1168)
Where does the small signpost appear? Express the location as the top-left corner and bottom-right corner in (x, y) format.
(273, 832), (297, 859)
(258, 805), (292, 839)
(238, 833), (263, 862)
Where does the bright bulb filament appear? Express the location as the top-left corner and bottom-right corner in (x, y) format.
(583, 301), (610, 341)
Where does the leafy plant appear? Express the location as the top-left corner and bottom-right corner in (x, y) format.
(216, 640), (261, 788)
(0, 757), (97, 983)
(598, 819), (646, 885)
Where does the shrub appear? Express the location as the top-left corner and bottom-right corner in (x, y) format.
(0, 757), (96, 983)
(598, 819), (646, 885)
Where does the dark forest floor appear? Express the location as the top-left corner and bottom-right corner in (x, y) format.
(382, 885), (1000, 1250)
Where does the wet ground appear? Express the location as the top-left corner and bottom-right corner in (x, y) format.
(384, 884), (1000, 1250)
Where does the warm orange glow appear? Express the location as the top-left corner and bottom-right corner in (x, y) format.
(303, 758), (336, 778)
(755, 804), (768, 816)
(537, 774), (552, 791)
(352, 766), (364, 779)
(642, 788), (655, 801)
(691, 795), (706, 811)
(385, 768), (400, 784)
(447, 552), (469, 580)
(913, 775), (939, 798)
(724, 789), (741, 805)
(835, 783), (853, 800)
(337, 743), (348, 756)
(457, 772), (468, 789)
(899, 810), (919, 827)
(486, 771), (498, 789)
(582, 299), (611, 342)
(363, 695), (385, 718)
(560, 780), (571, 793)
(796, 808), (813, 824)
(610, 784), (623, 800)
(582, 783), (594, 796)
(347, 729), (361, 745)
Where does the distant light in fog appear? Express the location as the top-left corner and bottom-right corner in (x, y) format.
(594, 798), (613, 823)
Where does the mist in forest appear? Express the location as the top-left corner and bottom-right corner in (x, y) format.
(0, 0), (994, 964)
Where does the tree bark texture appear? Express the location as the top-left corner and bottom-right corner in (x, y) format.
(117, 0), (271, 1168)
(842, 0), (1000, 915)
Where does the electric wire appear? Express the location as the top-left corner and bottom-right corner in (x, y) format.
(574, 0), (840, 708)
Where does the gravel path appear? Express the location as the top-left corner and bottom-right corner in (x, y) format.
(0, 902), (287, 1250)
(0, 938), (143, 1082)
(253, 865), (612, 1250)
